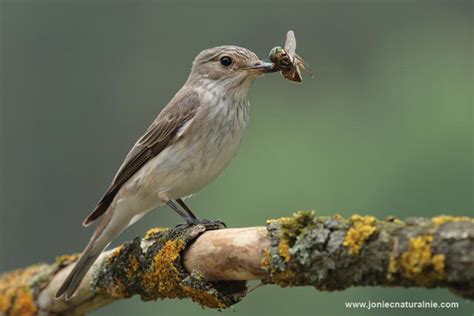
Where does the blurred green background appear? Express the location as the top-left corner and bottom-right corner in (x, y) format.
(0, 0), (472, 315)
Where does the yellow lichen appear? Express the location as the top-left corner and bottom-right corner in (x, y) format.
(261, 249), (271, 269)
(432, 215), (474, 227)
(145, 227), (170, 239)
(387, 254), (398, 281)
(401, 235), (433, 275)
(261, 244), (295, 286)
(343, 215), (377, 255)
(266, 216), (291, 226)
(398, 235), (445, 285)
(278, 239), (291, 262)
(431, 254), (445, 274)
(271, 269), (296, 286)
(101, 244), (142, 298)
(388, 217), (404, 225)
(0, 265), (44, 316)
(386, 238), (399, 281)
(55, 253), (80, 266)
(140, 239), (226, 308)
(108, 245), (124, 263)
(263, 211), (317, 287)
(141, 239), (185, 298)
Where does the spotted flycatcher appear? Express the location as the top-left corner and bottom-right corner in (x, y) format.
(55, 46), (275, 299)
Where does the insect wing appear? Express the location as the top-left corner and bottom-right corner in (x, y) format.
(291, 65), (303, 83)
(284, 30), (297, 60)
(295, 54), (314, 77)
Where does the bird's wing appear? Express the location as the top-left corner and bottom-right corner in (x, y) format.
(82, 90), (200, 226)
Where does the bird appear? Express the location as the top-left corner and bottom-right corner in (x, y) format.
(55, 45), (276, 300)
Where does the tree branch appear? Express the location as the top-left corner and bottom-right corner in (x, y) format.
(1, 212), (473, 315)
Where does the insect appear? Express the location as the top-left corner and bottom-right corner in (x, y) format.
(269, 30), (313, 83)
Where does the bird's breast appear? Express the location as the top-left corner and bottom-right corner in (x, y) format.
(191, 97), (250, 172)
(143, 96), (250, 198)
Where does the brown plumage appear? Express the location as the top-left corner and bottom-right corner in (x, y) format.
(83, 91), (200, 226)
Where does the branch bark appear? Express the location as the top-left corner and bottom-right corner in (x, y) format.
(1, 212), (473, 316)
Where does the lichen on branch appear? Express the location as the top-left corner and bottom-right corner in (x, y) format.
(93, 223), (247, 308)
(0, 255), (78, 316)
(262, 211), (474, 299)
(0, 212), (473, 316)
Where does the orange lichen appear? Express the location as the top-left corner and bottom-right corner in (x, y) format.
(127, 256), (140, 279)
(140, 239), (226, 308)
(398, 235), (445, 285)
(141, 239), (185, 298)
(181, 281), (228, 309)
(343, 215), (377, 255)
(432, 215), (474, 227)
(10, 288), (36, 316)
(0, 265), (44, 316)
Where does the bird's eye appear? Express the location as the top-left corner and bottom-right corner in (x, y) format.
(219, 56), (232, 67)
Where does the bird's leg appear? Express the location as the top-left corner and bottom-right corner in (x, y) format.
(158, 192), (195, 224)
(174, 199), (227, 228)
(166, 200), (198, 225)
(176, 198), (198, 221)
(158, 192), (226, 228)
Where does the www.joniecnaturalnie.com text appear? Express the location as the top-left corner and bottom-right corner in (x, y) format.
(345, 300), (459, 310)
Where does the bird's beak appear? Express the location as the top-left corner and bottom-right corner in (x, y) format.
(242, 61), (277, 73)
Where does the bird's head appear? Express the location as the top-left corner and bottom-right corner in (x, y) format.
(187, 46), (275, 93)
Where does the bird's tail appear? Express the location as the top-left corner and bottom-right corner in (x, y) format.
(54, 233), (109, 300)
(55, 210), (132, 300)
